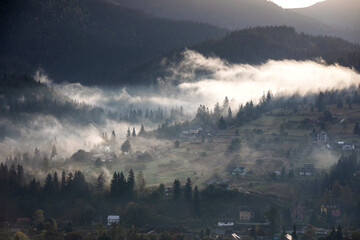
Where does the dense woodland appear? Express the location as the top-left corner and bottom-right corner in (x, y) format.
(0, 0), (225, 85)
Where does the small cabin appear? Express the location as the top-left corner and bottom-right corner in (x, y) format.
(239, 206), (253, 221)
(107, 215), (120, 225)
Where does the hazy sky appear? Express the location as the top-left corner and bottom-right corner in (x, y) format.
(270, 0), (326, 8)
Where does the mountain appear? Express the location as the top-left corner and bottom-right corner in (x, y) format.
(109, 0), (359, 42)
(129, 26), (360, 84)
(0, 0), (226, 85)
(294, 0), (360, 33)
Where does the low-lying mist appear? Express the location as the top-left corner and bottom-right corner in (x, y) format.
(1, 50), (360, 161)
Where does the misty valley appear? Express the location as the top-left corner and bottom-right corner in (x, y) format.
(1, 0), (360, 240)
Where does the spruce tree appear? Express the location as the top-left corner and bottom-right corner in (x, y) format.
(193, 186), (200, 217)
(127, 169), (135, 196)
(291, 224), (297, 240)
(185, 177), (192, 201)
(173, 179), (181, 201)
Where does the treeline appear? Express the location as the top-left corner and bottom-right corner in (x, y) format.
(119, 106), (185, 124)
(0, 163), (269, 227)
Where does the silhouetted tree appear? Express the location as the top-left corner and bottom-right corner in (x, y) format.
(185, 177), (192, 201)
(173, 179), (181, 201)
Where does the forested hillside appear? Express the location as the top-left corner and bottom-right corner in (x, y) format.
(0, 0), (226, 85)
(131, 26), (360, 84)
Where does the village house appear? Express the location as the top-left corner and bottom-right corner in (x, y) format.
(232, 167), (246, 176)
(217, 221), (234, 227)
(107, 215), (120, 225)
(321, 204), (341, 217)
(316, 131), (328, 142)
(239, 206), (253, 221)
(299, 163), (315, 176)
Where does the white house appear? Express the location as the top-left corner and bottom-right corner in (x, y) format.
(316, 131), (328, 142)
(107, 215), (120, 225)
(218, 222), (234, 227)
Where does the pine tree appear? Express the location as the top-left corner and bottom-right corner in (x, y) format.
(50, 145), (57, 159)
(127, 169), (135, 196)
(111, 130), (116, 143)
(126, 128), (131, 139)
(228, 107), (232, 119)
(119, 172), (127, 195)
(193, 186), (200, 217)
(185, 177), (192, 201)
(136, 171), (146, 192)
(218, 116), (227, 130)
(132, 127), (136, 137)
(316, 92), (326, 112)
(111, 172), (118, 196)
(97, 173), (105, 191)
(61, 170), (66, 192)
(354, 123), (360, 135)
(291, 224), (297, 240)
(139, 124), (145, 137)
(53, 171), (59, 193)
(173, 179), (181, 201)
(44, 173), (54, 195)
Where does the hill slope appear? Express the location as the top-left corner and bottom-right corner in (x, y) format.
(294, 0), (360, 32)
(0, 0), (226, 85)
(109, 0), (359, 42)
(129, 26), (360, 84)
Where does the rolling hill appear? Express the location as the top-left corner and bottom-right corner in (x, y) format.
(294, 0), (360, 33)
(109, 0), (359, 42)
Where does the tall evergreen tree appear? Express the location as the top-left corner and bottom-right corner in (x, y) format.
(111, 172), (119, 196)
(193, 186), (200, 217)
(139, 124), (145, 137)
(53, 171), (59, 193)
(119, 172), (127, 196)
(43, 173), (54, 195)
(132, 127), (136, 137)
(127, 169), (135, 196)
(61, 170), (66, 192)
(185, 177), (192, 201)
(96, 173), (105, 191)
(291, 224), (297, 240)
(218, 116), (227, 130)
(173, 179), (181, 201)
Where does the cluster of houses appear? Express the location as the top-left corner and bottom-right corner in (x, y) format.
(316, 131), (356, 151)
(321, 204), (341, 218)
